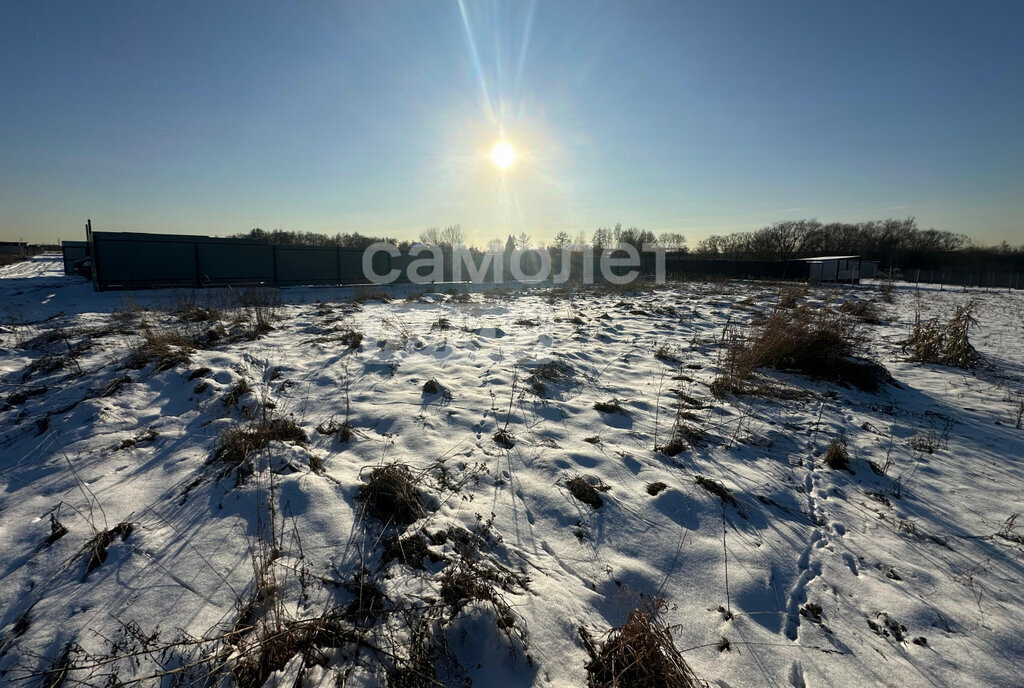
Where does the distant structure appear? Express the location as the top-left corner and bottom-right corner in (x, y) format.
(792, 255), (862, 284)
(0, 241), (27, 256)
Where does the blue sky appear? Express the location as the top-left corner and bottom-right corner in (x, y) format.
(2, 1), (1022, 246)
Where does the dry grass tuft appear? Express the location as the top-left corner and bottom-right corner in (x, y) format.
(117, 428), (158, 450)
(714, 306), (889, 393)
(493, 428), (515, 448)
(175, 302), (222, 322)
(655, 345), (679, 363)
(316, 416), (353, 442)
(215, 417), (308, 466)
(657, 436), (688, 457)
(5, 385), (47, 407)
(381, 531), (434, 569)
(567, 474), (610, 509)
(582, 603), (702, 688)
(359, 464), (427, 527)
(352, 287), (391, 304)
(823, 439), (850, 471)
(839, 299), (882, 324)
(526, 360), (574, 396)
(658, 419), (703, 456)
(222, 378), (251, 407)
(694, 476), (739, 510)
(127, 326), (196, 371)
(41, 513), (68, 548)
(230, 612), (356, 688)
(778, 286), (806, 309)
(904, 301), (980, 368)
(593, 399), (626, 414)
(84, 522), (134, 578)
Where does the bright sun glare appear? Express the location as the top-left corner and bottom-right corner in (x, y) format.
(491, 141), (515, 169)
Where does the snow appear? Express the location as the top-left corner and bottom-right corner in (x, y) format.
(1, 255), (1022, 687)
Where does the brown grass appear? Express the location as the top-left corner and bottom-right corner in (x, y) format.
(215, 417), (308, 466)
(127, 326), (196, 371)
(567, 474), (610, 509)
(715, 306), (889, 393)
(526, 360), (573, 396)
(904, 301), (979, 368)
(493, 429), (515, 448)
(839, 299), (882, 324)
(583, 604), (702, 688)
(694, 476), (738, 509)
(359, 464), (427, 527)
(823, 439), (850, 471)
(593, 399), (626, 414)
(84, 522), (134, 578)
(222, 378), (251, 407)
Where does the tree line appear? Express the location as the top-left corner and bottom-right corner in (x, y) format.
(691, 218), (1024, 271)
(232, 218), (1023, 272)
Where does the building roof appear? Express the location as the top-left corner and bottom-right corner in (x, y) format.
(791, 255), (860, 262)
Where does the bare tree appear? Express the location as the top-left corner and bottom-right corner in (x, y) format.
(657, 232), (687, 251)
(419, 227), (442, 245)
(439, 225), (465, 247)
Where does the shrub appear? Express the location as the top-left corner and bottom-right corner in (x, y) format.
(646, 482), (668, 496)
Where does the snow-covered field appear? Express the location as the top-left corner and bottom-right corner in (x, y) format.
(1, 255), (1022, 688)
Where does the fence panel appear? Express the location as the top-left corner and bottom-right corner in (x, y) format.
(61, 241), (88, 275)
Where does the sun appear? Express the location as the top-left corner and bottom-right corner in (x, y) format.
(491, 141), (515, 169)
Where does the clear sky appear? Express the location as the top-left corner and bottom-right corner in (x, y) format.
(2, 1), (1022, 246)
